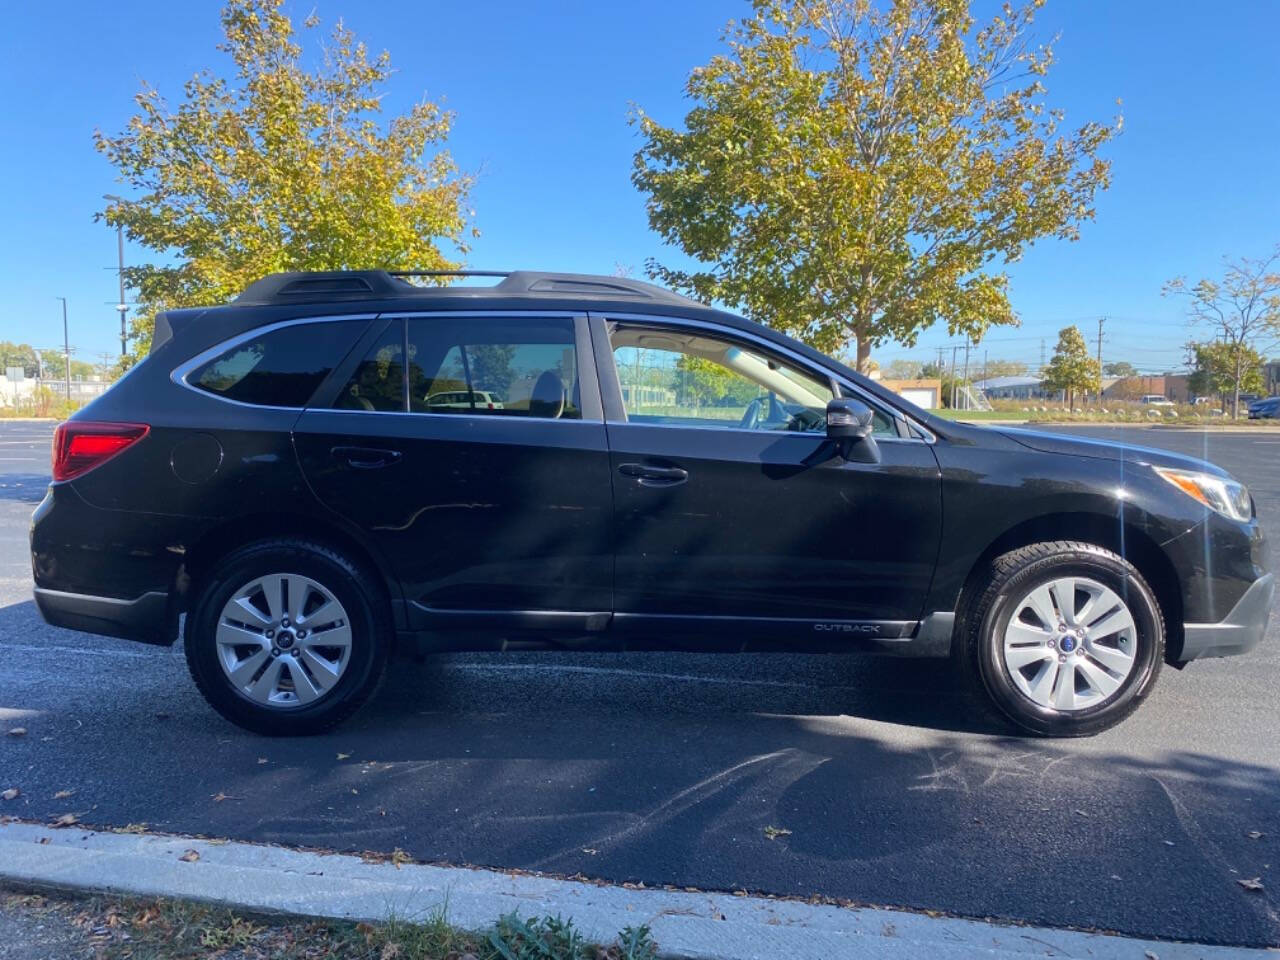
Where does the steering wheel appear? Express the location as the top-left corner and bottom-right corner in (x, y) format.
(739, 397), (765, 430)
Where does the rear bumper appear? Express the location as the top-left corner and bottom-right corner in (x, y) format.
(33, 587), (175, 646)
(1179, 573), (1274, 662)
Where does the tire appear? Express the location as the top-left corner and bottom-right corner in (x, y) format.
(184, 538), (390, 735)
(955, 541), (1164, 737)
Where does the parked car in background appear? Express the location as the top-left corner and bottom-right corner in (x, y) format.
(1140, 395), (1174, 407)
(425, 390), (504, 411)
(1248, 396), (1280, 419)
(30, 270), (1272, 739)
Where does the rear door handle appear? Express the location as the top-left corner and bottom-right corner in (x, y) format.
(332, 445), (402, 469)
(618, 462), (689, 487)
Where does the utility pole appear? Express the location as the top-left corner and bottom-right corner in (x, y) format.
(961, 338), (971, 410)
(55, 298), (70, 402)
(1096, 316), (1105, 404)
(103, 194), (128, 356)
(950, 344), (960, 409)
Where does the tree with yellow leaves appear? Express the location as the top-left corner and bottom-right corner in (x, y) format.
(96, 0), (475, 358)
(632, 0), (1119, 372)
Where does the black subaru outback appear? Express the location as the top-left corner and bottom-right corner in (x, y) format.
(31, 270), (1273, 737)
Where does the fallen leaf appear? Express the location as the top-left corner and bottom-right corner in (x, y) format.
(1247, 830), (1264, 840)
(390, 848), (411, 869)
(50, 814), (79, 827)
(1238, 877), (1264, 892)
(351, 788), (358, 795)
(211, 792), (241, 803)
(257, 757), (268, 764)
(1, 788), (19, 801)
(38, 837), (49, 845)
(8, 727), (26, 737)
(179, 849), (200, 863)
(581, 847), (599, 855)
(1161, 840), (1175, 846)
(52, 790), (73, 800)
(763, 825), (792, 841)
(118, 823), (147, 834)
(1073, 809), (1087, 817)
(381, 943), (402, 960)
(1144, 951), (1159, 960)
(336, 752), (351, 760)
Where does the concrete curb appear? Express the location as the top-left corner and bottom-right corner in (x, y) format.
(0, 822), (1267, 959)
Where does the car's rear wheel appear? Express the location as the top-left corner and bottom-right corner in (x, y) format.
(184, 539), (389, 735)
(957, 541), (1164, 737)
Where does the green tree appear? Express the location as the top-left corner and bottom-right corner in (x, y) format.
(676, 354), (743, 406)
(1103, 360), (1137, 377)
(883, 358), (924, 380)
(1041, 325), (1100, 410)
(1186, 341), (1264, 405)
(1165, 248), (1280, 417)
(96, 0), (475, 359)
(632, 0), (1119, 372)
(0, 342), (40, 379)
(980, 359), (1029, 379)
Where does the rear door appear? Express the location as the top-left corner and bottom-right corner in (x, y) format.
(294, 313), (614, 636)
(593, 314), (943, 643)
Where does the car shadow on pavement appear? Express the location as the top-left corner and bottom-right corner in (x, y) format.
(379, 650), (1008, 735)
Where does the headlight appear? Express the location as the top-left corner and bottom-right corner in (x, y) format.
(1153, 466), (1253, 522)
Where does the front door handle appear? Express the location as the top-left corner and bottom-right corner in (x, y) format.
(618, 462), (689, 487)
(332, 445), (403, 469)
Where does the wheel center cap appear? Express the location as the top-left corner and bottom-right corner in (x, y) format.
(276, 631), (295, 650)
(1059, 635), (1076, 653)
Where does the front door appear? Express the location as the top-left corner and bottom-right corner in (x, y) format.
(596, 316), (942, 642)
(294, 314), (613, 636)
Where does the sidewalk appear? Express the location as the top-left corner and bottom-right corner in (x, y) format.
(0, 820), (1268, 960)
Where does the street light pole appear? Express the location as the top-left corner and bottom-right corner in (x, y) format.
(55, 297), (70, 403)
(103, 194), (128, 357)
(116, 223), (127, 356)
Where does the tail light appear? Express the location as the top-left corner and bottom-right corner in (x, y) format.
(52, 421), (150, 482)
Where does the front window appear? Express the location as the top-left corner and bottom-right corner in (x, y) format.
(609, 322), (894, 435)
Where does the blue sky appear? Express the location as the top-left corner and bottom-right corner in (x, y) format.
(1, 1), (1277, 373)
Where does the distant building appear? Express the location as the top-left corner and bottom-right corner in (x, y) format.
(1103, 375), (1190, 403)
(1264, 360), (1280, 396)
(972, 375), (1046, 400)
(878, 378), (941, 409)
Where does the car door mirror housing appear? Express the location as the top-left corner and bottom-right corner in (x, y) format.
(826, 397), (875, 440)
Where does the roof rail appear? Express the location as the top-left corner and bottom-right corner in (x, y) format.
(233, 269), (703, 307)
(390, 269), (511, 280)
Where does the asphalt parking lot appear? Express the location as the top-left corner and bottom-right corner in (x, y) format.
(1, 420), (1277, 947)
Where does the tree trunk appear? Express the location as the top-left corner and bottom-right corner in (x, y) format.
(1232, 345), (1242, 420)
(856, 337), (872, 375)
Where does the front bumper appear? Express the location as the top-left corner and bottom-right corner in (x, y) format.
(1180, 573), (1275, 662)
(33, 587), (175, 645)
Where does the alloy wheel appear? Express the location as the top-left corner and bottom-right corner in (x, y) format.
(215, 573), (353, 709)
(1001, 576), (1138, 712)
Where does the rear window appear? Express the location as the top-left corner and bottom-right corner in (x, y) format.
(190, 320), (366, 407)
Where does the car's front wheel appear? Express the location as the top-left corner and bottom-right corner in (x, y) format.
(184, 539), (390, 735)
(957, 541), (1164, 737)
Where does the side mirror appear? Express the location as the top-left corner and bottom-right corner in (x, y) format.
(826, 397), (874, 440)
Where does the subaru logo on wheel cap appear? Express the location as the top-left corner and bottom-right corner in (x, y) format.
(1059, 635), (1076, 653)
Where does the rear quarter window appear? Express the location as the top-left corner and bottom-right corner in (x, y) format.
(189, 320), (367, 407)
